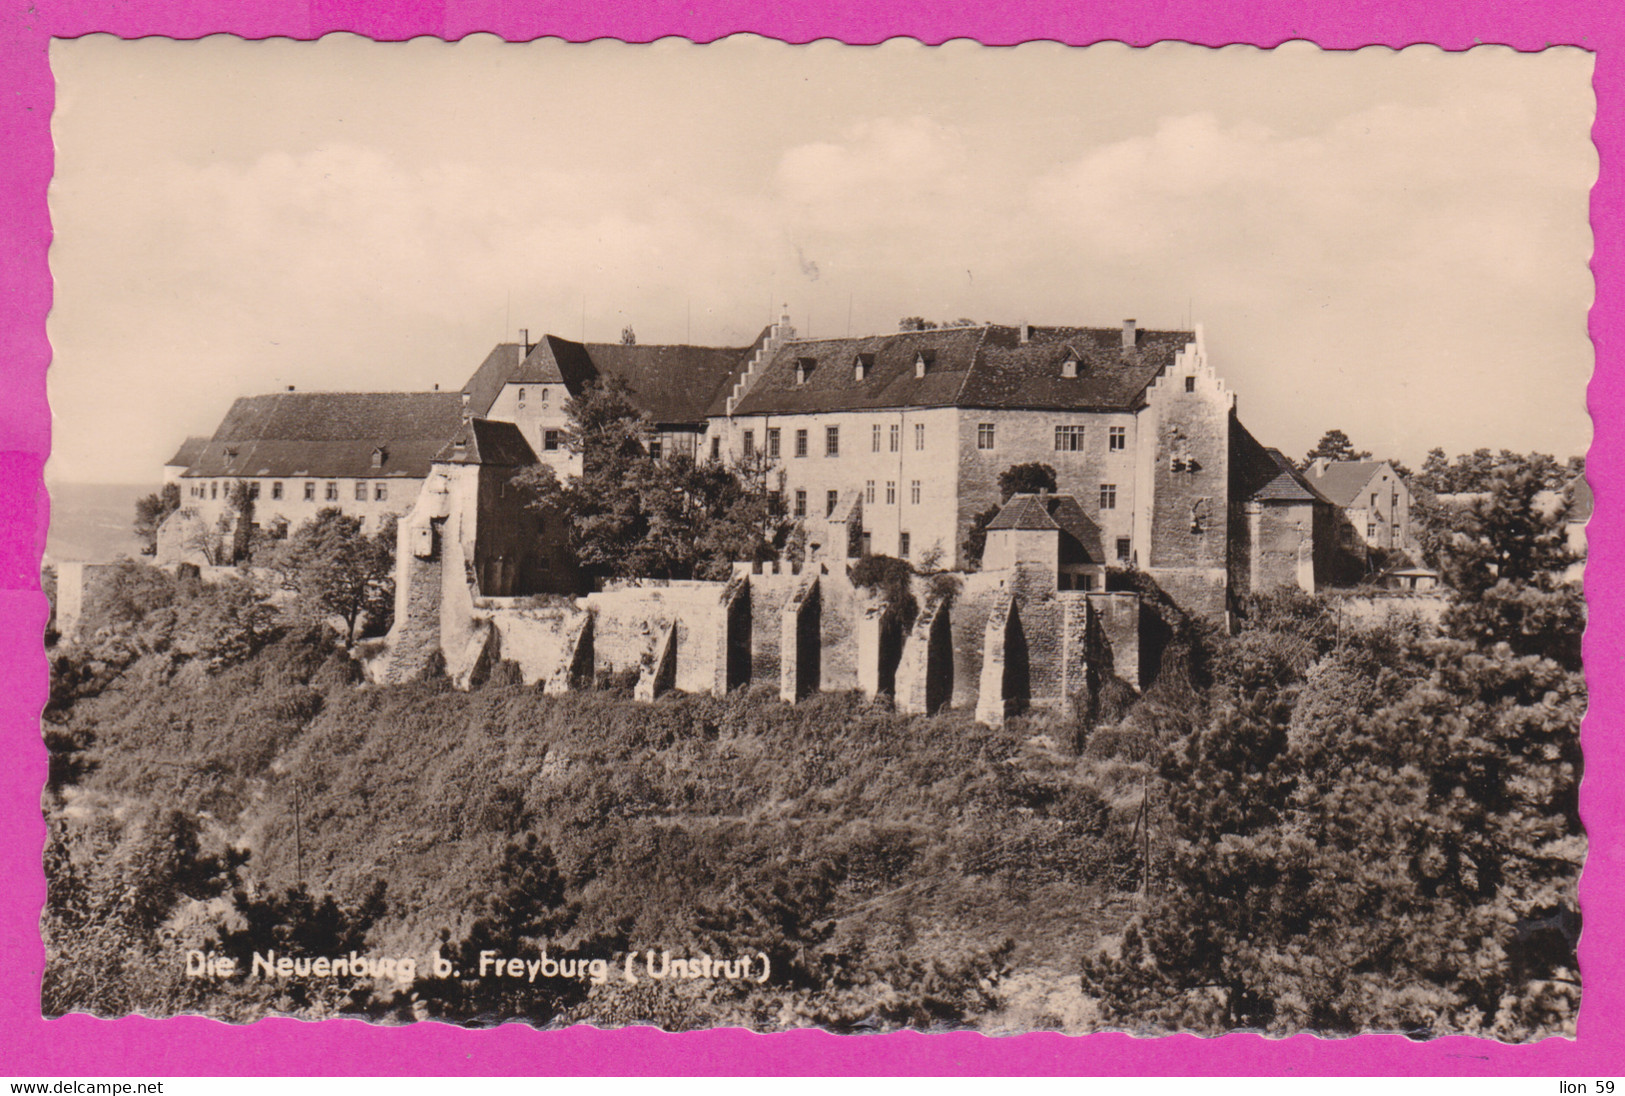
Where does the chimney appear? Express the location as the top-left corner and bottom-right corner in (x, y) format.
(433, 383), (440, 391)
(1019, 321), (1032, 344)
(519, 328), (530, 354)
(287, 385), (295, 392)
(1122, 319), (1137, 351)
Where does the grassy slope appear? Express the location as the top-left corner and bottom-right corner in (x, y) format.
(55, 631), (1152, 1030)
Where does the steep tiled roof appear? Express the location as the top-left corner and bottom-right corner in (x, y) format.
(987, 493), (1060, 532)
(1230, 428), (1330, 505)
(580, 341), (755, 424)
(164, 436), (210, 469)
(462, 335), (758, 425)
(1306, 460), (1387, 507)
(730, 324), (1193, 416)
(182, 392), (465, 480)
(987, 493), (1105, 564)
(460, 343), (527, 419)
(434, 418), (538, 467)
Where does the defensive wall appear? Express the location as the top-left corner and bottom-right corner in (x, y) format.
(369, 515), (1153, 726)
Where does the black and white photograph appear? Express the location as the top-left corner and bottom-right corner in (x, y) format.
(41, 36), (1594, 1037)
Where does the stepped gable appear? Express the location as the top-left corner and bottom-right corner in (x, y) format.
(729, 324), (1193, 416)
(1306, 460), (1387, 507)
(183, 391), (465, 480)
(434, 418), (539, 467)
(958, 325), (1191, 411)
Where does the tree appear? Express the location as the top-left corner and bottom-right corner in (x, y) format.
(1303, 429), (1372, 467)
(513, 380), (792, 585)
(1422, 452), (1575, 596)
(897, 316), (938, 332)
(1082, 611), (1582, 1038)
(273, 509), (395, 644)
(133, 483), (181, 555)
(962, 462), (1059, 570)
(620, 325), (637, 345)
(225, 479), (255, 564)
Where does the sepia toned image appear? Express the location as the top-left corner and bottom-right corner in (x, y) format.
(41, 35), (1594, 1037)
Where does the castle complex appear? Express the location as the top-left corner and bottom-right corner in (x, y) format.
(156, 314), (1365, 724)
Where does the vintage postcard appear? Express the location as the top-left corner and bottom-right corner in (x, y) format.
(20, 25), (1610, 1070)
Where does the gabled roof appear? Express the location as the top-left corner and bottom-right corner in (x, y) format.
(433, 418), (538, 467)
(1306, 460), (1390, 507)
(987, 492), (1106, 565)
(730, 324), (1193, 417)
(1229, 426), (1331, 505)
(986, 493), (1060, 532)
(182, 392), (465, 480)
(164, 436), (210, 469)
(461, 333), (762, 425)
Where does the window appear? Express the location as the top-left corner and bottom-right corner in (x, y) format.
(1099, 483), (1117, 510)
(872, 424), (882, 452)
(915, 423), (925, 450)
(1371, 493), (1379, 509)
(517, 388), (527, 402)
(827, 490), (840, 516)
(326, 482), (339, 501)
(886, 481), (897, 505)
(375, 484), (388, 501)
(1185, 376), (1196, 393)
(795, 429), (809, 458)
(355, 481), (368, 501)
(1392, 523), (1401, 538)
(743, 429), (755, 456)
(899, 532), (911, 558)
(865, 480), (875, 505)
(304, 482), (316, 501)
(371, 446), (386, 470)
(1109, 426), (1126, 451)
(1367, 523), (1377, 538)
(794, 490), (807, 518)
(539, 388), (548, 402)
(889, 424), (900, 453)
(711, 436), (721, 461)
(826, 426), (840, 457)
(248, 482), (260, 499)
(860, 531), (872, 556)
(544, 429), (562, 452)
(271, 482), (283, 500)
(910, 480), (921, 505)
(767, 428), (781, 458)
(210, 482), (218, 500)
(1055, 425), (1086, 452)
(1116, 537), (1132, 562)
(649, 438), (663, 460)
(977, 423), (996, 450)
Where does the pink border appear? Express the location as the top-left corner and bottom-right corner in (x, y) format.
(2, 0), (1618, 1076)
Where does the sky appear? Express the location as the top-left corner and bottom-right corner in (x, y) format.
(47, 36), (1596, 484)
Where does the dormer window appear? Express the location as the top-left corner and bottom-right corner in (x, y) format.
(915, 350), (935, 379)
(1060, 347), (1081, 379)
(853, 353), (874, 381)
(795, 357), (816, 385)
(223, 446), (238, 458)
(372, 446), (387, 470)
